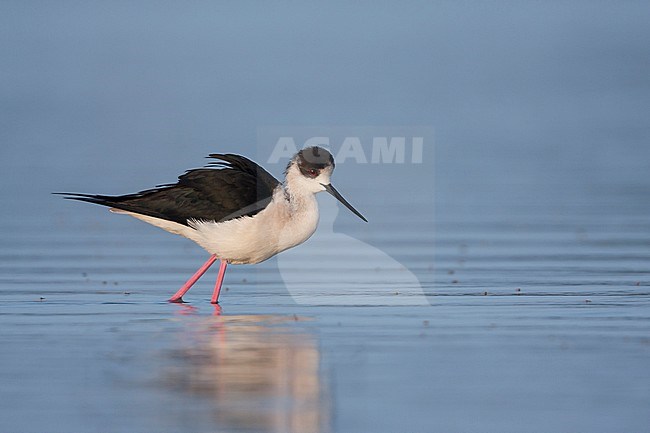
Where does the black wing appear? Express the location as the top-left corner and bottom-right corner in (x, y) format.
(56, 153), (281, 226)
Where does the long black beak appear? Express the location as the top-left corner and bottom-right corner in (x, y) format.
(321, 183), (368, 222)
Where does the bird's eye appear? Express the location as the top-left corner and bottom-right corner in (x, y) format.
(308, 168), (318, 177)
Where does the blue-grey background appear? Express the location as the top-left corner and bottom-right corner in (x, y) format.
(1, 2), (649, 433)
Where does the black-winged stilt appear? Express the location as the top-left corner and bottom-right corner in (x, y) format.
(56, 146), (367, 304)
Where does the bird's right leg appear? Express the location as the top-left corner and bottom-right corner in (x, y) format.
(168, 254), (218, 303)
(210, 260), (228, 304)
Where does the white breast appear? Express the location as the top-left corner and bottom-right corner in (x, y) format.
(188, 188), (320, 264)
(112, 169), (324, 265)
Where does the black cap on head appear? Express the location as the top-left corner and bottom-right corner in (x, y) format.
(293, 146), (335, 178)
(289, 146), (367, 222)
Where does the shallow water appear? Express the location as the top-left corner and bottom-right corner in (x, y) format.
(2, 2), (650, 432)
(2, 194), (649, 433)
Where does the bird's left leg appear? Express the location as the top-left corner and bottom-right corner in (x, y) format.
(168, 254), (217, 303)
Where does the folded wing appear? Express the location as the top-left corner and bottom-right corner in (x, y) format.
(56, 153), (280, 226)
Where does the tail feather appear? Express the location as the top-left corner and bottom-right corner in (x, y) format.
(52, 192), (171, 221)
(53, 192), (121, 206)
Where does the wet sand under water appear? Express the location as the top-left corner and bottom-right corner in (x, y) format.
(1, 202), (649, 433)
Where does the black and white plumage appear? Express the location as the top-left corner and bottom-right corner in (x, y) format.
(57, 146), (367, 304)
(62, 153), (280, 228)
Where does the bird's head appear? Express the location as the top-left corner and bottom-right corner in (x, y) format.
(285, 146), (367, 222)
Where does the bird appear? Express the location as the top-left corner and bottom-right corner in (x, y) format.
(56, 146), (367, 304)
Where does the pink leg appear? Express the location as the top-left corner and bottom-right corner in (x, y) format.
(168, 254), (217, 303)
(211, 260), (228, 304)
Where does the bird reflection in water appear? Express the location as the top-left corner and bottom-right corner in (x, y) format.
(163, 314), (328, 433)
